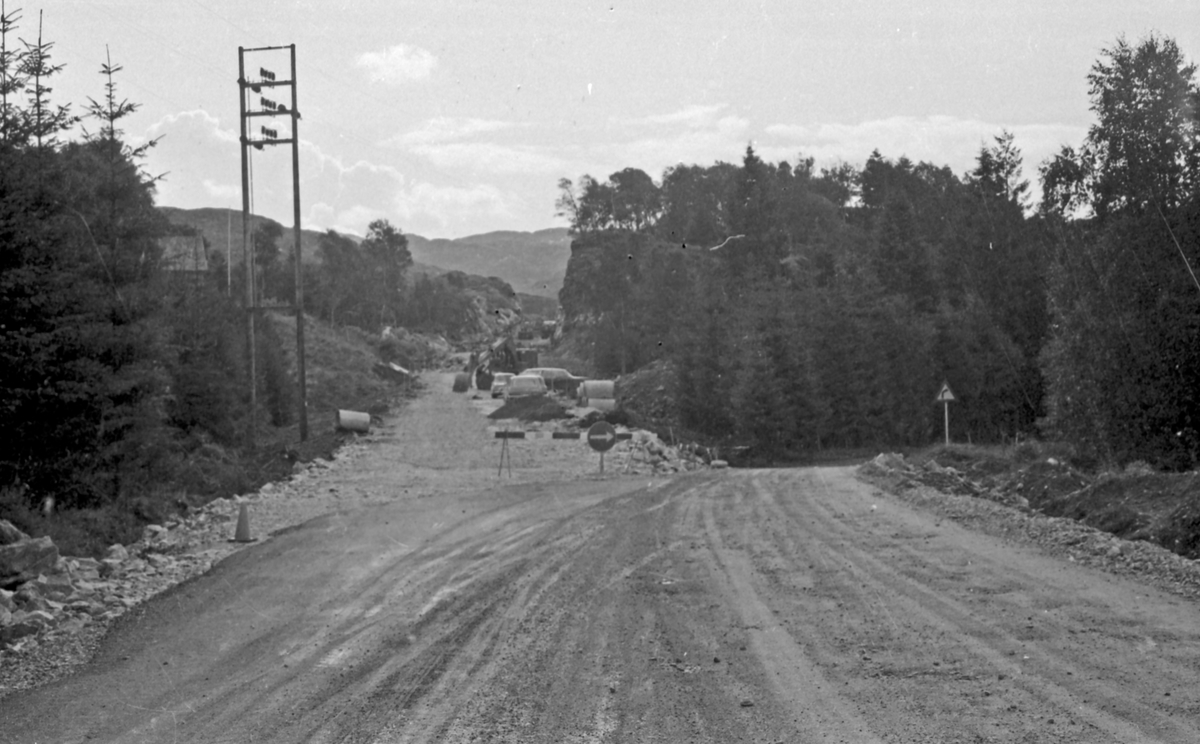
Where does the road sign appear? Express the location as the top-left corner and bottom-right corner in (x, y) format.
(935, 381), (955, 445)
(587, 421), (618, 453)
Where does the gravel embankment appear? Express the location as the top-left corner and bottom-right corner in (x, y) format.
(0, 435), (384, 700)
(858, 453), (1200, 603)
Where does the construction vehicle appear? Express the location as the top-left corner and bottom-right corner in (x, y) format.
(469, 336), (538, 390)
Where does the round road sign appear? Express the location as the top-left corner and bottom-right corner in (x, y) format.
(586, 421), (618, 453)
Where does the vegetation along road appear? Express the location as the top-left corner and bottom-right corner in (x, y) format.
(5, 375), (1199, 743)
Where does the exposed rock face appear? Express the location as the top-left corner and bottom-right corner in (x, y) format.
(0, 520), (30, 546)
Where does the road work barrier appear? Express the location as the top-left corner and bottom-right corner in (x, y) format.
(336, 409), (371, 433)
(490, 429), (633, 441)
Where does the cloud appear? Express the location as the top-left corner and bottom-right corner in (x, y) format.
(554, 109), (753, 181)
(144, 110), (242, 207)
(384, 116), (562, 177)
(618, 104), (728, 128)
(408, 142), (567, 175)
(389, 117), (515, 146)
(202, 179), (240, 201)
(146, 109), (239, 145)
(306, 203), (385, 237)
(617, 115), (751, 170)
(356, 45), (437, 84)
(402, 182), (511, 218)
(761, 116), (1085, 178)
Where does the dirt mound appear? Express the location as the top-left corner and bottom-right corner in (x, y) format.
(488, 396), (570, 422)
(615, 360), (676, 422)
(912, 444), (1012, 478)
(1032, 472), (1200, 559)
(994, 459), (1091, 505)
(867, 444), (1200, 561)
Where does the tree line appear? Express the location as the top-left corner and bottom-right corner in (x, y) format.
(244, 214), (513, 341)
(557, 33), (1200, 469)
(0, 6), (448, 550)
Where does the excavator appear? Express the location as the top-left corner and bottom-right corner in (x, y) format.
(468, 336), (538, 390)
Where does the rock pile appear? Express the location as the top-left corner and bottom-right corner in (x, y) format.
(616, 430), (708, 475)
(859, 452), (1030, 509)
(0, 441), (374, 660)
(0, 520), (223, 655)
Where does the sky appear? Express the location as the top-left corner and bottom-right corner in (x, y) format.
(24, 0), (1200, 239)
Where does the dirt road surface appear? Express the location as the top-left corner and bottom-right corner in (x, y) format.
(6, 375), (1200, 743)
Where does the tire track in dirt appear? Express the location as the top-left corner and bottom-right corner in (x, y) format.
(707, 467), (1200, 743)
(802, 468), (1199, 742)
(695, 478), (888, 742)
(9, 391), (1200, 744)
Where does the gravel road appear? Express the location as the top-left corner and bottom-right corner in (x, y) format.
(4, 375), (1199, 743)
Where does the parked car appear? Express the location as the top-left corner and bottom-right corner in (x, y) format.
(503, 374), (548, 399)
(523, 367), (585, 396)
(490, 372), (515, 398)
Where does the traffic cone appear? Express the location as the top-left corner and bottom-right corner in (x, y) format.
(233, 503), (255, 542)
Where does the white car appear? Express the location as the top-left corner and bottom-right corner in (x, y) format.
(523, 367), (585, 395)
(503, 374), (548, 399)
(490, 372), (515, 398)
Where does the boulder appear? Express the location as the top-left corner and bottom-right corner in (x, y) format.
(13, 583), (49, 612)
(0, 536), (59, 587)
(1, 609), (56, 644)
(1, 615), (42, 644)
(0, 588), (13, 611)
(68, 580), (98, 599)
(32, 573), (75, 601)
(104, 544), (129, 562)
(68, 557), (102, 582)
(0, 520), (29, 546)
(146, 554), (174, 570)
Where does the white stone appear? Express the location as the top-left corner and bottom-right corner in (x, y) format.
(104, 544), (129, 562)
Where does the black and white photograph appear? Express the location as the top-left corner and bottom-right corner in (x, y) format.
(2, 1), (1199, 741)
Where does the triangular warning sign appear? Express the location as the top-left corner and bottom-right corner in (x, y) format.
(935, 381), (956, 402)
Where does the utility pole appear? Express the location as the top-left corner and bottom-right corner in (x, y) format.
(238, 44), (309, 443)
(237, 48), (256, 446)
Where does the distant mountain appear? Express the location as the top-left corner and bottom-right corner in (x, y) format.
(405, 228), (571, 299)
(159, 208), (570, 300)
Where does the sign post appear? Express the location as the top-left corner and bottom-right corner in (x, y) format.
(498, 425), (513, 477)
(935, 381), (956, 445)
(587, 421), (618, 473)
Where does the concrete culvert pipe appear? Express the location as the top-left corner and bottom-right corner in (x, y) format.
(336, 410), (371, 433)
(588, 398), (617, 412)
(580, 380), (616, 400)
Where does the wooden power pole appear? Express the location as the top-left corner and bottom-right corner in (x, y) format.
(238, 44), (308, 443)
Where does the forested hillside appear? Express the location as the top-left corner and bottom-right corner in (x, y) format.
(0, 10), (489, 554)
(557, 34), (1200, 469)
(160, 207), (526, 341)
